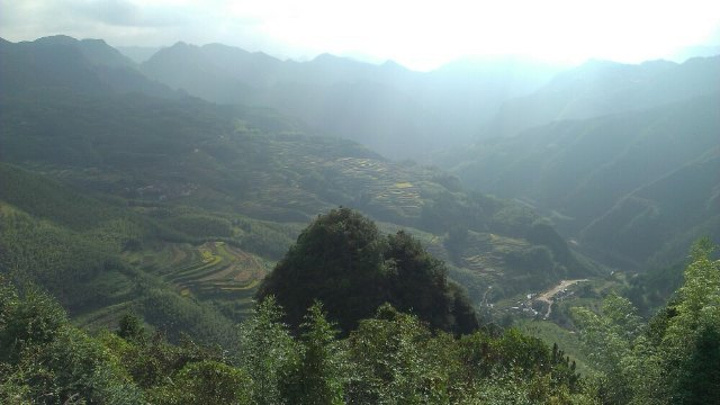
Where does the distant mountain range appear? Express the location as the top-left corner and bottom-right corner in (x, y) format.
(0, 35), (176, 99)
(483, 56), (720, 137)
(431, 50), (720, 272)
(441, 88), (720, 270)
(2, 34), (717, 304)
(138, 41), (561, 159)
(0, 35), (603, 339)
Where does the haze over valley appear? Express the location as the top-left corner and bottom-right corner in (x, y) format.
(1, 2), (719, 403)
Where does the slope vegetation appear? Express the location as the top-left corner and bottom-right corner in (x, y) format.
(486, 56), (720, 136)
(0, 36), (601, 339)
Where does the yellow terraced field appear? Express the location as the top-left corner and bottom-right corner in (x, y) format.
(128, 241), (271, 299)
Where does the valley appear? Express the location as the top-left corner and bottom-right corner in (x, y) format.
(2, 34), (716, 334)
(0, 32), (718, 404)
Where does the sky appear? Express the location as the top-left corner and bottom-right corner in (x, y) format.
(1, 0), (719, 71)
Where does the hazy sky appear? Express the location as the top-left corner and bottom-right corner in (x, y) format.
(1, 0), (719, 70)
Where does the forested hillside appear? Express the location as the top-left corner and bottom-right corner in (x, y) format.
(0, 35), (176, 99)
(443, 93), (720, 271)
(1, 275), (590, 404)
(0, 36), (598, 341)
(484, 56), (720, 136)
(2, 32), (718, 404)
(2, 237), (717, 404)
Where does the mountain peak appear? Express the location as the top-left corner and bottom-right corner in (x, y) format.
(148, 41), (204, 60)
(381, 59), (407, 71)
(203, 42), (249, 53)
(169, 41), (197, 50)
(312, 52), (338, 62)
(35, 35), (79, 46)
(80, 38), (109, 47)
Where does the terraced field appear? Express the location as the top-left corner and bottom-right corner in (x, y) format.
(330, 157), (424, 217)
(230, 152), (429, 222)
(460, 233), (529, 275)
(126, 241), (271, 310)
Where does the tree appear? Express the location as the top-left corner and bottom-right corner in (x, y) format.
(282, 302), (344, 405)
(256, 208), (479, 335)
(0, 279), (142, 404)
(237, 296), (299, 405)
(572, 294), (642, 404)
(386, 230), (478, 334)
(117, 312), (146, 343)
(257, 208), (387, 333)
(0, 281), (67, 364)
(658, 239), (720, 404)
(343, 304), (456, 404)
(573, 239), (720, 404)
(147, 360), (252, 405)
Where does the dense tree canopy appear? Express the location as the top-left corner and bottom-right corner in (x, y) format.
(1, 277), (587, 404)
(573, 239), (720, 404)
(257, 208), (479, 335)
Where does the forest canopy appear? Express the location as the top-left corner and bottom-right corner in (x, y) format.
(257, 207), (479, 335)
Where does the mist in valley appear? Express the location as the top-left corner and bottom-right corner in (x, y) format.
(1, 1), (719, 403)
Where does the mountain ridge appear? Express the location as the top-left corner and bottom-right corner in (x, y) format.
(0, 36), (602, 337)
(0, 35), (180, 99)
(443, 91), (720, 269)
(138, 38), (560, 159)
(484, 55), (720, 137)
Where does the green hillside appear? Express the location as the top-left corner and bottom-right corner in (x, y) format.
(0, 89), (598, 321)
(0, 38), (600, 340)
(486, 56), (720, 136)
(0, 163), (247, 345)
(444, 93), (720, 271)
(0, 35), (176, 99)
(1, 34), (718, 404)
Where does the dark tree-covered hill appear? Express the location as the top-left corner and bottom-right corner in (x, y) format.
(0, 35), (178, 99)
(257, 208), (479, 335)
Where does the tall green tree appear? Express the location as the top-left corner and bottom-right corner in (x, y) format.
(574, 239), (720, 404)
(237, 296), (299, 405)
(282, 302), (344, 405)
(146, 360), (252, 405)
(657, 239), (720, 404)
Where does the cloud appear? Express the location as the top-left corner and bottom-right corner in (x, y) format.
(0, 0), (225, 48)
(71, 0), (144, 27)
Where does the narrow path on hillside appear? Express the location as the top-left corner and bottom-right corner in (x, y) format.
(537, 279), (587, 319)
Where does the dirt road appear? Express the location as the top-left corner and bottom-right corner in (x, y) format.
(537, 279), (587, 319)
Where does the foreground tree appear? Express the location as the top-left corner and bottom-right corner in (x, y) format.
(574, 239), (720, 404)
(256, 208), (478, 335)
(0, 280), (142, 404)
(1, 276), (590, 403)
(282, 302), (345, 405)
(237, 296), (299, 405)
